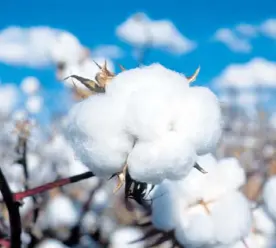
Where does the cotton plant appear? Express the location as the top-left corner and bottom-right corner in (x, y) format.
(148, 154), (252, 248)
(221, 206), (276, 248)
(64, 62), (221, 193)
(109, 227), (145, 248)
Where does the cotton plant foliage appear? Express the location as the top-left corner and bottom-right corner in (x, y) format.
(64, 63), (222, 185)
(151, 155), (253, 247)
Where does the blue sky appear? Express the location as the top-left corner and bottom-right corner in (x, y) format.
(0, 0), (276, 116)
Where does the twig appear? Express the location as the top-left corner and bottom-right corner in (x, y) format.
(0, 168), (22, 248)
(13, 172), (95, 201)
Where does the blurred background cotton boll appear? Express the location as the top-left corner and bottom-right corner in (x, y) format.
(0, 1), (276, 248)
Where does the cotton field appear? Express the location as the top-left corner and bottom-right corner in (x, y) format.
(0, 12), (276, 248)
(0, 58), (275, 248)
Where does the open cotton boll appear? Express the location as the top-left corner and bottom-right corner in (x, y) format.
(127, 133), (196, 184)
(64, 94), (134, 178)
(109, 227), (145, 248)
(34, 239), (69, 248)
(263, 176), (276, 221)
(253, 207), (276, 236)
(20, 76), (40, 95)
(212, 191), (252, 245)
(151, 180), (178, 231)
(41, 195), (78, 230)
(174, 192), (252, 247)
(175, 86), (222, 155)
(175, 204), (216, 247)
(25, 95), (43, 114)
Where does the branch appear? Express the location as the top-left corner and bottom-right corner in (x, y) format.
(0, 168), (22, 248)
(13, 171), (95, 202)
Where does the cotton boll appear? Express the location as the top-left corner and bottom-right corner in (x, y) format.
(175, 86), (222, 155)
(151, 180), (177, 231)
(91, 188), (109, 212)
(175, 205), (215, 247)
(127, 133), (196, 184)
(20, 77), (40, 95)
(263, 176), (276, 221)
(25, 95), (43, 114)
(81, 212), (98, 233)
(212, 192), (252, 245)
(41, 195), (78, 230)
(20, 197), (34, 218)
(109, 227), (145, 248)
(64, 95), (134, 177)
(253, 207), (275, 236)
(34, 239), (69, 248)
(217, 157), (246, 190)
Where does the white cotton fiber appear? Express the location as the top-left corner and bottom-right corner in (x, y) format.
(34, 239), (69, 248)
(65, 63), (222, 183)
(175, 87), (222, 155)
(109, 227), (144, 248)
(253, 207), (276, 236)
(151, 180), (177, 231)
(127, 133), (196, 184)
(212, 192), (252, 245)
(41, 194), (78, 229)
(217, 157), (246, 191)
(175, 204), (215, 247)
(65, 94), (134, 177)
(173, 153), (218, 203)
(106, 63), (189, 101)
(20, 76), (40, 95)
(173, 192), (251, 247)
(263, 176), (276, 221)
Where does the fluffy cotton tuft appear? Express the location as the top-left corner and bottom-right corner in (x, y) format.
(20, 76), (40, 95)
(109, 227), (145, 248)
(64, 63), (222, 183)
(25, 95), (43, 114)
(263, 176), (276, 221)
(34, 239), (69, 248)
(40, 195), (78, 229)
(174, 87), (222, 155)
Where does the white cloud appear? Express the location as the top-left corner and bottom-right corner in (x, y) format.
(213, 28), (251, 53)
(260, 19), (276, 39)
(213, 58), (276, 89)
(0, 26), (86, 67)
(116, 13), (196, 55)
(92, 45), (124, 59)
(235, 24), (258, 38)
